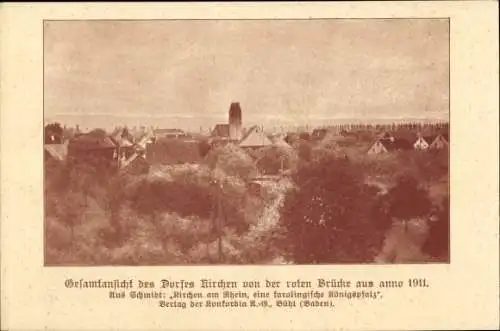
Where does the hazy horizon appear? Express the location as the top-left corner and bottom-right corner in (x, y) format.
(44, 19), (449, 131)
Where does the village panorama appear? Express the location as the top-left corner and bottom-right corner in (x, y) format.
(44, 101), (449, 265)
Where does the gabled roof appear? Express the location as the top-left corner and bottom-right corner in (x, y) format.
(111, 134), (135, 148)
(70, 133), (117, 150)
(270, 133), (291, 147)
(239, 126), (273, 148)
(44, 143), (68, 162)
(437, 132), (449, 142)
(211, 124), (230, 138)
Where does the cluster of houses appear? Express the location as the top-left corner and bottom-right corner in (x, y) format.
(44, 126), (154, 175)
(44, 102), (449, 177)
(44, 102), (279, 176)
(367, 131), (449, 155)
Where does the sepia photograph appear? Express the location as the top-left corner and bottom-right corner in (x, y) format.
(43, 18), (450, 266)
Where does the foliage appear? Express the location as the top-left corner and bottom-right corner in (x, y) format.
(45, 124), (449, 265)
(198, 139), (212, 158)
(382, 175), (432, 221)
(255, 145), (297, 175)
(280, 156), (386, 263)
(422, 195), (449, 260)
(293, 140), (313, 165)
(45, 122), (64, 144)
(205, 144), (258, 180)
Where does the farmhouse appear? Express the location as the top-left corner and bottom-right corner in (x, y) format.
(67, 130), (118, 165)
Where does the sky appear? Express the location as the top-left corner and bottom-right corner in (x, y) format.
(44, 19), (449, 131)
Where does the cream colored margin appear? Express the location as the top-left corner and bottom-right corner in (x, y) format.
(1, 2), (499, 330)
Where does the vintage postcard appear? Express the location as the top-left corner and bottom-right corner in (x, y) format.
(1, 2), (499, 331)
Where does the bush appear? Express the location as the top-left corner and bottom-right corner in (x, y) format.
(255, 145), (297, 175)
(205, 144), (258, 180)
(383, 175), (432, 221)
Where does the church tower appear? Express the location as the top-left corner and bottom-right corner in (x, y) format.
(228, 102), (242, 141)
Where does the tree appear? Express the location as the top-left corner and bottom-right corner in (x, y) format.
(57, 190), (86, 243)
(198, 139), (212, 158)
(294, 140), (312, 164)
(45, 122), (63, 144)
(256, 145), (296, 175)
(383, 175), (432, 221)
(422, 195), (449, 260)
(205, 144), (258, 181)
(280, 156), (385, 263)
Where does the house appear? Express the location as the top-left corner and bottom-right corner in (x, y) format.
(428, 133), (449, 150)
(154, 128), (186, 139)
(413, 135), (430, 150)
(238, 125), (273, 149)
(367, 139), (389, 155)
(67, 130), (118, 166)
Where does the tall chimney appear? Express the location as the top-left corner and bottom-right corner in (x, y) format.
(228, 102), (242, 141)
